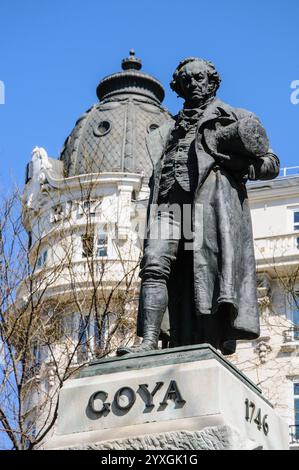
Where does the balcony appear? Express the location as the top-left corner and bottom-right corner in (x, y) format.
(254, 233), (299, 272)
(289, 425), (299, 445)
(17, 258), (140, 302)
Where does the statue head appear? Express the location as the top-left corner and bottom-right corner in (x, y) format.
(170, 57), (221, 106)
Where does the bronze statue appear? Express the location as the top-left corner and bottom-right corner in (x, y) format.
(117, 57), (280, 356)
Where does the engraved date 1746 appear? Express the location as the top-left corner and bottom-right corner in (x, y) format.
(245, 398), (269, 436)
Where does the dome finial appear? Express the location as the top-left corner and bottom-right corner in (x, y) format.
(97, 51), (165, 103)
(122, 49), (142, 71)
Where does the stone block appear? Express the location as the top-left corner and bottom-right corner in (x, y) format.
(44, 344), (289, 450)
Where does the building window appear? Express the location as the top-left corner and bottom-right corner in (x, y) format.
(148, 123), (159, 133)
(32, 343), (42, 367)
(96, 226), (108, 257)
(28, 231), (32, 250)
(82, 231), (94, 258)
(294, 383), (299, 440)
(37, 250), (47, 268)
(77, 316), (90, 363)
(78, 200), (102, 218)
(83, 201), (95, 216)
(289, 292), (299, 340)
(93, 120), (111, 137)
(27, 342), (44, 379)
(131, 190), (137, 202)
(294, 212), (299, 231)
(82, 226), (108, 258)
(25, 161), (33, 184)
(94, 314), (109, 353)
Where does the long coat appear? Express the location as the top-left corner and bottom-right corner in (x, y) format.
(138, 98), (280, 355)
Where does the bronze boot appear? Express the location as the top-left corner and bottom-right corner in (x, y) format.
(116, 324), (160, 356)
(117, 280), (168, 356)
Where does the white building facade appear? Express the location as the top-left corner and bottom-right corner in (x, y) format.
(232, 169), (299, 448)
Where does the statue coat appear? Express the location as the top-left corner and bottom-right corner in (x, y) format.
(138, 98), (279, 355)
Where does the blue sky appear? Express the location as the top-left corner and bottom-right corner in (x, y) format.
(0, 0), (298, 189)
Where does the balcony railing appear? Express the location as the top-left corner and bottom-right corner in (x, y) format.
(254, 233), (299, 263)
(283, 327), (299, 343)
(289, 425), (299, 444)
(279, 166), (299, 178)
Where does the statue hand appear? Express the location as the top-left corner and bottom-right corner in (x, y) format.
(219, 153), (252, 173)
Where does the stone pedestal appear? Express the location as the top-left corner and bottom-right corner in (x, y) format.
(44, 344), (289, 450)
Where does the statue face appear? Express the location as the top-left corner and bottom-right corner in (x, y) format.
(178, 61), (210, 104)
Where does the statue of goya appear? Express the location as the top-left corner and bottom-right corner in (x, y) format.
(118, 57), (280, 356)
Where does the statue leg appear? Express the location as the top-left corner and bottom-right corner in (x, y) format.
(117, 209), (181, 356)
(117, 280), (168, 355)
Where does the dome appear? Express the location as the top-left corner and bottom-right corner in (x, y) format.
(59, 50), (172, 178)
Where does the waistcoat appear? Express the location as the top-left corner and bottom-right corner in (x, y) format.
(158, 124), (198, 199)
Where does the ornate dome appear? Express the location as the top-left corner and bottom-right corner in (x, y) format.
(59, 50), (172, 178)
